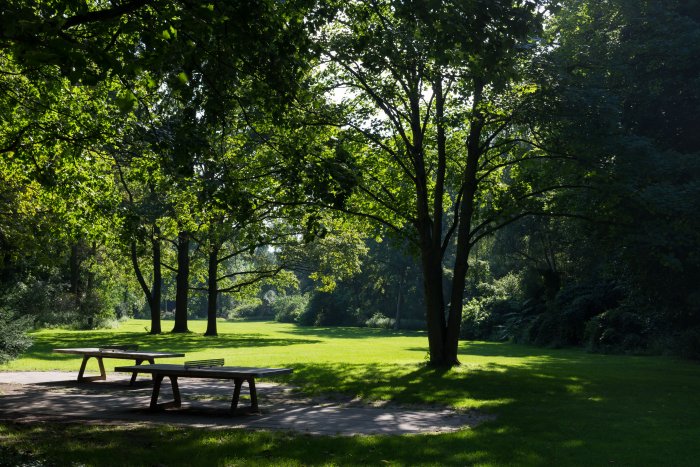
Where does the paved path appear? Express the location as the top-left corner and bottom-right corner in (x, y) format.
(0, 372), (491, 436)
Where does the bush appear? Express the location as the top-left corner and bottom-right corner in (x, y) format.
(271, 295), (309, 323)
(1, 271), (127, 329)
(512, 281), (627, 348)
(299, 291), (358, 326)
(460, 297), (520, 340)
(3, 276), (78, 326)
(228, 299), (272, 320)
(0, 307), (33, 364)
(365, 312), (395, 329)
(584, 306), (648, 353)
(460, 272), (524, 341)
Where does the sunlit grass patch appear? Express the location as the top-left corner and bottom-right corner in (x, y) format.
(2, 319), (700, 465)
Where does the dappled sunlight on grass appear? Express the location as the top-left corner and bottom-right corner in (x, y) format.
(3, 320), (700, 465)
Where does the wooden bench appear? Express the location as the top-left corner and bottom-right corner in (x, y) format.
(53, 347), (185, 385)
(114, 359), (292, 414)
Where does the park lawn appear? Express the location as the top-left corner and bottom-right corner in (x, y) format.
(1, 319), (700, 466)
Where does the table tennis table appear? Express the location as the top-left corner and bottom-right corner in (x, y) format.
(53, 347), (185, 385)
(114, 362), (292, 414)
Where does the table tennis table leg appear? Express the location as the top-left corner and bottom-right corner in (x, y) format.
(77, 356), (106, 382)
(230, 377), (259, 413)
(248, 377), (258, 412)
(129, 358), (155, 386)
(231, 378), (243, 412)
(150, 374), (181, 410)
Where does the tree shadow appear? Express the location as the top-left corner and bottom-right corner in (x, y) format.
(23, 330), (321, 362)
(458, 341), (595, 360)
(4, 351), (699, 465)
(283, 325), (426, 339)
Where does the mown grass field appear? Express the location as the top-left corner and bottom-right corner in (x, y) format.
(2, 319), (700, 466)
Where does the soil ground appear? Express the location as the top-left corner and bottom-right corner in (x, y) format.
(0, 372), (492, 436)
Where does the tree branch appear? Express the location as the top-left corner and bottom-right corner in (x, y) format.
(61, 0), (152, 30)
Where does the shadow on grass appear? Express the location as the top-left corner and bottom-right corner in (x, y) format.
(0, 361), (564, 465)
(24, 330), (320, 362)
(284, 360), (582, 410)
(458, 341), (594, 360)
(7, 351), (699, 466)
(282, 325), (426, 339)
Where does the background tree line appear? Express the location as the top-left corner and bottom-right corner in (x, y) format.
(1, 0), (698, 365)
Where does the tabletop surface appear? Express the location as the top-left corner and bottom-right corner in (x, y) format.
(114, 363), (292, 378)
(53, 348), (185, 358)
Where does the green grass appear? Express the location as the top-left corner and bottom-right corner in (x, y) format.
(2, 319), (700, 466)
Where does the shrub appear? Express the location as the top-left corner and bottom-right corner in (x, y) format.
(3, 276), (78, 326)
(299, 291), (358, 326)
(584, 306), (648, 353)
(1, 272), (126, 329)
(0, 307), (33, 364)
(460, 297), (520, 340)
(365, 312), (395, 329)
(460, 299), (492, 340)
(271, 294), (309, 323)
(228, 299), (272, 320)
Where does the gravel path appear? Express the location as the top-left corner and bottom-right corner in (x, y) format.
(0, 372), (492, 436)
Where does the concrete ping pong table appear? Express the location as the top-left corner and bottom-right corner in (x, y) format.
(114, 360), (292, 414)
(53, 347), (185, 385)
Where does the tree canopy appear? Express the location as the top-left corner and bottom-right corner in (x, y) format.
(1, 0), (698, 366)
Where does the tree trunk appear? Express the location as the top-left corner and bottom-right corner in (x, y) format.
(418, 76), (452, 367)
(84, 242), (97, 329)
(151, 229), (162, 334)
(172, 231), (190, 333)
(444, 78), (485, 365)
(69, 242), (82, 310)
(204, 245), (219, 336)
(421, 243), (448, 366)
(393, 269), (404, 330)
(130, 227), (162, 334)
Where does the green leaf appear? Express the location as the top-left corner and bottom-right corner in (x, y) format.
(115, 92), (137, 113)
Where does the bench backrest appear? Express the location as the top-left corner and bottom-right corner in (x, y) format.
(185, 358), (225, 369)
(99, 344), (139, 351)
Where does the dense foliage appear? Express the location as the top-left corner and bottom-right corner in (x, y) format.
(457, 0), (700, 357)
(0, 0), (697, 363)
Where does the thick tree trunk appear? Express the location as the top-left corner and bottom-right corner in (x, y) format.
(172, 231), (190, 333)
(204, 246), (219, 336)
(419, 76), (453, 367)
(420, 239), (448, 366)
(446, 201), (475, 363)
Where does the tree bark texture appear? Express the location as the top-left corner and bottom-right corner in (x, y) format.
(172, 231), (190, 333)
(444, 79), (485, 365)
(150, 231), (162, 334)
(205, 245), (219, 336)
(418, 79), (485, 367)
(130, 228), (162, 334)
